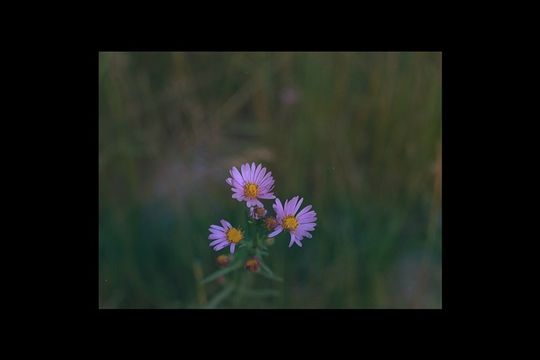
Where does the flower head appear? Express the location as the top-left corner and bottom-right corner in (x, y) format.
(249, 205), (267, 220)
(208, 219), (243, 254)
(269, 196), (317, 248)
(226, 162), (276, 208)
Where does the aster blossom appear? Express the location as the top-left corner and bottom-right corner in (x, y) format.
(208, 219), (243, 254)
(269, 196), (317, 248)
(203, 162), (317, 300)
(226, 162), (276, 208)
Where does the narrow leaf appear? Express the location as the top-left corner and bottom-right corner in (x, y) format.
(200, 262), (242, 285)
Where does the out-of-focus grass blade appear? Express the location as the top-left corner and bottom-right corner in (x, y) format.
(204, 284), (235, 309)
(200, 262), (242, 285)
(237, 288), (280, 298)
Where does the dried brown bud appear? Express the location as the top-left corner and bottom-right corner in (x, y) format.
(255, 206), (266, 218)
(244, 257), (261, 273)
(250, 206), (267, 220)
(264, 216), (278, 231)
(216, 255), (230, 268)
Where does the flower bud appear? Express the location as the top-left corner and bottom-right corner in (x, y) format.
(249, 206), (267, 220)
(216, 254), (230, 268)
(264, 216), (278, 231)
(245, 257), (261, 273)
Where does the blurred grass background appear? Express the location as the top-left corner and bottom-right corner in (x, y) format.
(99, 52), (442, 309)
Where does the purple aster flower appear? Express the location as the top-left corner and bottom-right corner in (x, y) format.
(208, 219), (243, 254)
(226, 162), (276, 208)
(249, 205), (267, 220)
(269, 196), (317, 248)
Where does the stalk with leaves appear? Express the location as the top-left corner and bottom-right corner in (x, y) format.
(202, 162), (318, 308)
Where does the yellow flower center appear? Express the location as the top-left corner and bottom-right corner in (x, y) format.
(244, 183), (259, 199)
(226, 227), (243, 244)
(282, 215), (298, 231)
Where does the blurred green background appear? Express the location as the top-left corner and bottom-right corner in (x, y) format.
(99, 52), (442, 309)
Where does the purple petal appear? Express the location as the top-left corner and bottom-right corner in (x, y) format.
(288, 234), (302, 248)
(293, 197), (304, 215)
(260, 172), (273, 185)
(250, 162), (256, 182)
(274, 198), (284, 217)
(297, 223), (316, 231)
(296, 205), (313, 218)
(298, 214), (317, 223)
(258, 193), (275, 199)
(241, 164), (249, 182)
(257, 166), (265, 177)
(288, 196), (299, 214)
(268, 226), (283, 238)
(297, 209), (316, 220)
(260, 176), (274, 187)
(257, 167), (267, 184)
(284, 199), (290, 214)
(294, 226), (314, 239)
(246, 163), (253, 182)
(208, 233), (225, 240)
(213, 242), (230, 251)
(220, 219), (232, 229)
(230, 243), (236, 254)
(231, 167), (243, 185)
(254, 164), (263, 183)
(210, 239), (226, 246)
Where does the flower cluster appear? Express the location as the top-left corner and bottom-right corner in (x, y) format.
(208, 162), (317, 275)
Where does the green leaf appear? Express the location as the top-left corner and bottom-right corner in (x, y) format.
(200, 262), (242, 285)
